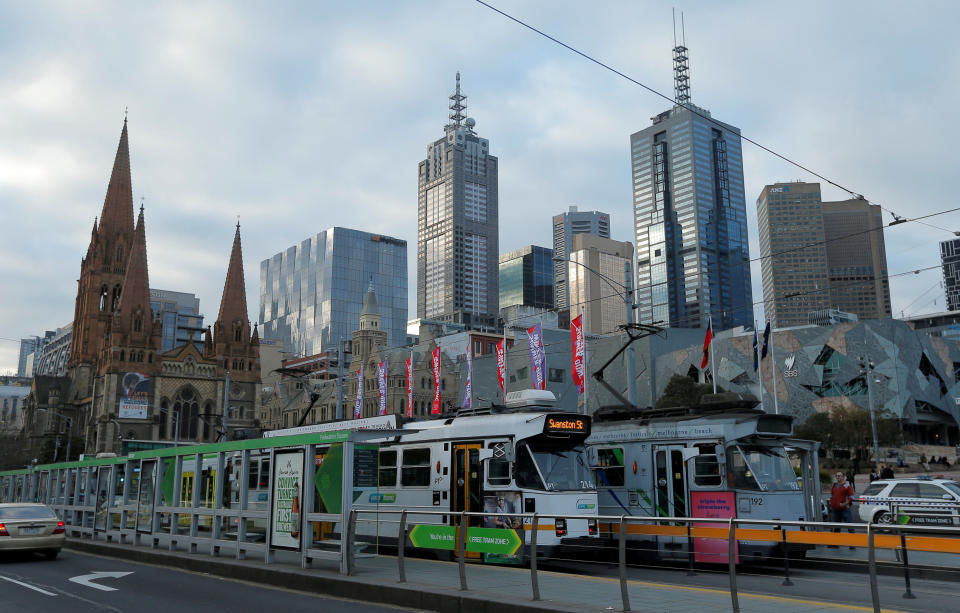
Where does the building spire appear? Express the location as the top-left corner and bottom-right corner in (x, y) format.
(448, 71), (466, 127)
(98, 119), (135, 238)
(217, 222), (249, 333)
(672, 9), (691, 105)
(114, 205), (151, 334)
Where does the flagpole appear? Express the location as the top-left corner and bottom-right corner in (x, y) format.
(710, 317), (717, 393)
(769, 322), (780, 415)
(582, 307), (588, 415)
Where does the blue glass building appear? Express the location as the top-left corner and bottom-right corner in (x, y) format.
(259, 228), (408, 355)
(498, 245), (554, 311)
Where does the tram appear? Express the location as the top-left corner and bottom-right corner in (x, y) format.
(268, 389), (599, 561)
(586, 392), (820, 560)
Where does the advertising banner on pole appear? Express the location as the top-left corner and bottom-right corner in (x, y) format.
(119, 372), (150, 419)
(495, 339), (505, 396)
(377, 360), (387, 416)
(462, 351), (472, 409)
(405, 354), (413, 418)
(431, 346), (442, 415)
(270, 450), (304, 550)
(354, 367), (363, 419)
(526, 323), (546, 390)
(571, 315), (584, 395)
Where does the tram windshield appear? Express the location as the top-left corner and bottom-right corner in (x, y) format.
(728, 444), (799, 492)
(515, 438), (595, 491)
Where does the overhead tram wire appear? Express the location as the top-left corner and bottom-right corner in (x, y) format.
(473, 0), (954, 232)
(899, 280), (943, 316)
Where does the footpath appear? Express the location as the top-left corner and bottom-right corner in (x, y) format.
(65, 537), (913, 613)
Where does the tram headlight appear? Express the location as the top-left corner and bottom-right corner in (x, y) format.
(587, 519), (597, 535)
(555, 518), (567, 537)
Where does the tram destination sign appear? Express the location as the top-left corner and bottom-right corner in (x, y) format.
(544, 414), (590, 436)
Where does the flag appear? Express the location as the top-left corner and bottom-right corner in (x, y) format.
(405, 354), (413, 418)
(377, 360), (387, 416)
(700, 318), (713, 370)
(495, 339), (506, 395)
(571, 314), (585, 394)
(752, 328), (759, 371)
(353, 366), (363, 419)
(761, 321), (771, 359)
(462, 351), (472, 409)
(431, 346), (442, 415)
(527, 323), (546, 390)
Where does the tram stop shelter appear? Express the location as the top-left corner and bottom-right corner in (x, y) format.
(0, 428), (399, 574)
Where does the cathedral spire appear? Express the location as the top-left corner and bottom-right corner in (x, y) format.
(98, 119), (135, 239)
(114, 205), (151, 334)
(217, 222), (249, 334)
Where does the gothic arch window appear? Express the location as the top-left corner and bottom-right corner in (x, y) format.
(202, 402), (212, 441)
(134, 317), (142, 333)
(117, 244), (123, 263)
(234, 327), (242, 342)
(148, 353), (153, 364)
(159, 399), (168, 439)
(174, 387), (199, 440)
(119, 350), (125, 362)
(111, 285), (121, 311)
(99, 286), (108, 311)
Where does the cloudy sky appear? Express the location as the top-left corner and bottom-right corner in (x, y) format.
(2, 0), (958, 374)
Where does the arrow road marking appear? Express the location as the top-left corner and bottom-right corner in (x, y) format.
(68, 571), (132, 592)
(0, 575), (57, 596)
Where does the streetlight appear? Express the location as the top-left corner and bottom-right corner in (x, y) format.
(554, 255), (638, 408)
(38, 408), (73, 463)
(108, 418), (123, 455)
(859, 355), (882, 473)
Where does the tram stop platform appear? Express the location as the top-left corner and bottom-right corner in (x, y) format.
(62, 536), (920, 613)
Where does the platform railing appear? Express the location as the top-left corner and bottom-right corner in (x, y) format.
(348, 509), (960, 613)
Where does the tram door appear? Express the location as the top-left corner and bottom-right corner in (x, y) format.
(451, 443), (482, 559)
(654, 445), (689, 554)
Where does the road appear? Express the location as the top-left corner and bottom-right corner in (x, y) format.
(0, 549), (417, 613)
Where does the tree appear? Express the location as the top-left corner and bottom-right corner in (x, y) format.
(795, 407), (902, 456)
(655, 374), (725, 409)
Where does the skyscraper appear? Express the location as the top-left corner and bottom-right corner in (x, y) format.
(259, 227), (408, 356)
(757, 182), (830, 327)
(417, 74), (499, 331)
(630, 44), (752, 330)
(822, 198), (891, 319)
(498, 245), (554, 312)
(552, 206), (610, 310)
(568, 234), (634, 335)
(941, 238), (960, 312)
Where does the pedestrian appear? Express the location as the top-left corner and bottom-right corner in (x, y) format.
(829, 471), (856, 549)
(897, 454), (904, 468)
(880, 464), (895, 480)
(853, 455), (861, 475)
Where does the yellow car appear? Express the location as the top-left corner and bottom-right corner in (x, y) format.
(0, 503), (66, 559)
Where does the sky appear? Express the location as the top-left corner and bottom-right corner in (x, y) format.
(2, 0), (959, 374)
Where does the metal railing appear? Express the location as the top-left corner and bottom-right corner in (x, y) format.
(348, 509), (960, 613)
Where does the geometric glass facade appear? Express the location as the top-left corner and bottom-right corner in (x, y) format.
(259, 227), (408, 355)
(631, 104), (753, 330)
(498, 245), (554, 312)
(149, 289), (204, 352)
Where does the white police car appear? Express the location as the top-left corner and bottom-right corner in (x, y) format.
(857, 477), (960, 525)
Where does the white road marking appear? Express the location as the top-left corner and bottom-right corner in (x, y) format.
(0, 575), (58, 596)
(68, 571), (133, 592)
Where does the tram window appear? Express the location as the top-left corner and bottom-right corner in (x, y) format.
(487, 443), (510, 486)
(728, 445), (798, 492)
(594, 448), (625, 487)
(401, 448), (431, 487)
(693, 444), (722, 487)
(258, 459), (270, 488)
(248, 460), (259, 490)
(379, 450), (398, 487)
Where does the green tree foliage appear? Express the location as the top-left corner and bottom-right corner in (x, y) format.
(795, 407), (901, 455)
(655, 374), (725, 409)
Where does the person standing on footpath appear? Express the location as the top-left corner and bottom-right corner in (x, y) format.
(829, 471), (856, 549)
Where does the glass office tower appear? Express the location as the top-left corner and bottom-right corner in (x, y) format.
(552, 206), (610, 310)
(498, 245), (554, 311)
(631, 100), (752, 329)
(149, 289), (205, 352)
(259, 227), (408, 355)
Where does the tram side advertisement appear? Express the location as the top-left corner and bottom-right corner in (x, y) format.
(271, 450), (304, 550)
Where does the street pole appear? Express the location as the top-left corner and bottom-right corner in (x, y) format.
(624, 265), (638, 408)
(222, 370), (231, 441)
(864, 356), (881, 472)
(336, 337), (344, 420)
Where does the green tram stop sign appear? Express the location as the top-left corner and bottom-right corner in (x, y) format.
(408, 524), (522, 556)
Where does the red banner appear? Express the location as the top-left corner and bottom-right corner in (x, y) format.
(405, 354), (413, 418)
(571, 314), (584, 395)
(431, 346), (442, 415)
(496, 339), (505, 395)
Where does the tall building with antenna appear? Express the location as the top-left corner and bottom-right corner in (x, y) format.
(417, 73), (499, 330)
(630, 19), (753, 331)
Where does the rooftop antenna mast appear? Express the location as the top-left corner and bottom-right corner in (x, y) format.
(449, 71), (467, 128)
(672, 9), (691, 106)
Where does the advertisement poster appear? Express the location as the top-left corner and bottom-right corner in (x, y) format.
(270, 450), (304, 550)
(570, 314), (584, 394)
(482, 492), (524, 564)
(119, 372), (150, 419)
(136, 460), (156, 533)
(691, 491), (738, 564)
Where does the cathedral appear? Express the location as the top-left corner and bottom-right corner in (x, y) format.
(22, 120), (260, 457)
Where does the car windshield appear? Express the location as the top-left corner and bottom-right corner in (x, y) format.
(0, 506), (57, 520)
(515, 440), (594, 491)
(861, 483), (887, 496)
(729, 444), (799, 492)
(941, 482), (960, 497)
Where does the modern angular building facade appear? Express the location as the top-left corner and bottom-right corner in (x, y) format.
(552, 206), (610, 310)
(259, 227), (408, 356)
(940, 238), (960, 312)
(757, 182), (830, 326)
(149, 289), (205, 352)
(498, 245), (554, 312)
(417, 74), (499, 331)
(630, 51), (752, 331)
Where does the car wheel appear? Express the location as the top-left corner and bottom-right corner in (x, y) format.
(44, 549), (59, 560)
(873, 511), (892, 525)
